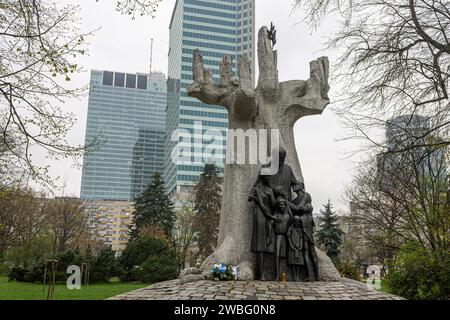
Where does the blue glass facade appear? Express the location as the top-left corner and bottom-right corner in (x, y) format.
(81, 70), (167, 201)
(377, 114), (447, 189)
(165, 0), (255, 197)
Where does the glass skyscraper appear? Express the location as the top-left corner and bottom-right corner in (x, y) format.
(377, 114), (447, 190)
(165, 0), (255, 199)
(81, 70), (166, 201)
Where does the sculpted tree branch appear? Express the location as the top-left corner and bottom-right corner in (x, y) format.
(188, 26), (330, 129)
(188, 50), (257, 123)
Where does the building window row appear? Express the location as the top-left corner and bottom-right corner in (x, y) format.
(181, 65), (222, 74)
(102, 72), (148, 90)
(91, 87), (166, 97)
(176, 127), (227, 136)
(215, 0), (245, 3)
(183, 31), (237, 44)
(178, 165), (224, 173)
(180, 109), (228, 119)
(182, 40), (236, 52)
(182, 48), (238, 60)
(180, 118), (228, 128)
(177, 174), (201, 182)
(183, 15), (236, 27)
(184, 0), (237, 11)
(184, 6), (240, 19)
(181, 99), (227, 111)
(183, 23), (237, 35)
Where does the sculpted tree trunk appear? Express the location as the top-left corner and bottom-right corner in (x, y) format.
(187, 26), (340, 281)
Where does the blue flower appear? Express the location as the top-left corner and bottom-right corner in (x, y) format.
(218, 265), (227, 273)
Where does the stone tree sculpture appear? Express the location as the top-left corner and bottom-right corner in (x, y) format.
(187, 26), (340, 281)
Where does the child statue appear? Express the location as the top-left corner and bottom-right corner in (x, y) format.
(288, 191), (320, 281)
(273, 196), (293, 281)
(287, 215), (304, 281)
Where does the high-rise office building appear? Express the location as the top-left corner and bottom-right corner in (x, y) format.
(377, 114), (447, 189)
(385, 114), (430, 150)
(165, 0), (256, 200)
(81, 70), (166, 201)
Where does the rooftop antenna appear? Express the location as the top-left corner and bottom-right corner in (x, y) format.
(149, 38), (154, 74)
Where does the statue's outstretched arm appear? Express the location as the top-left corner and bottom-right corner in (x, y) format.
(188, 50), (257, 121)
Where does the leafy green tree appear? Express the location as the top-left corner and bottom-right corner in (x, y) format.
(131, 172), (175, 240)
(120, 237), (165, 271)
(119, 236), (178, 283)
(385, 242), (450, 300)
(136, 252), (179, 283)
(90, 247), (118, 283)
(192, 164), (223, 261)
(317, 201), (344, 264)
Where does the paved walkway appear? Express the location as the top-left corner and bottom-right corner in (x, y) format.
(110, 279), (403, 300)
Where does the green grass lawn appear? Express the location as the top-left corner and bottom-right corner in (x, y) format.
(0, 276), (149, 300)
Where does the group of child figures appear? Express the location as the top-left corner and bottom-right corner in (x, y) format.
(249, 148), (320, 282)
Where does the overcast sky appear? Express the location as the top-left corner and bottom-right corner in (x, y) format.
(36, 0), (364, 213)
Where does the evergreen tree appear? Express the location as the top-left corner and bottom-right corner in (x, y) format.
(130, 172), (175, 240)
(317, 200), (345, 264)
(192, 163), (223, 261)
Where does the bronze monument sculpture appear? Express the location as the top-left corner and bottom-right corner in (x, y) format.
(249, 147), (321, 281)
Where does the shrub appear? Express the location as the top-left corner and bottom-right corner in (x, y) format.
(8, 263), (46, 283)
(91, 247), (118, 283)
(7, 248), (118, 284)
(337, 262), (361, 281)
(135, 252), (179, 283)
(0, 263), (10, 276)
(8, 267), (27, 282)
(385, 243), (450, 300)
(120, 236), (179, 283)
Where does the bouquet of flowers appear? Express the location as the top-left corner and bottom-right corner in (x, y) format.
(212, 263), (235, 281)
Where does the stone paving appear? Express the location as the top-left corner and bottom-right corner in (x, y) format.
(110, 279), (403, 300)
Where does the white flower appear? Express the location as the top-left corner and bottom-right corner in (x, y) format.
(231, 266), (238, 280)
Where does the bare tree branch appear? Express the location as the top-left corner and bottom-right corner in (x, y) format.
(294, 0), (450, 153)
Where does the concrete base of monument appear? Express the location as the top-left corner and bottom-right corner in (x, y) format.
(176, 246), (342, 284)
(109, 278), (404, 300)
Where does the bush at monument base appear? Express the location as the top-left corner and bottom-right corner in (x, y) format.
(119, 236), (179, 283)
(385, 243), (450, 300)
(133, 254), (179, 283)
